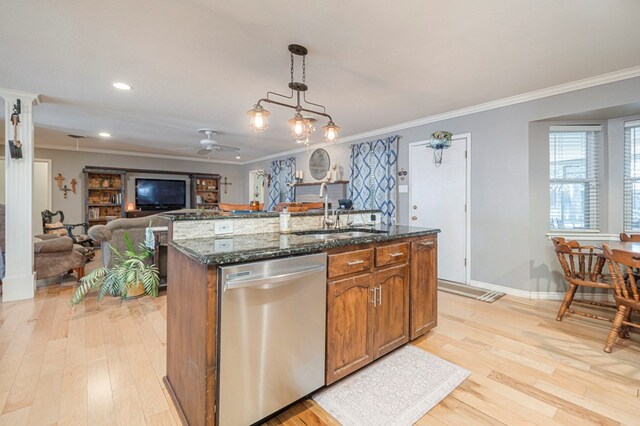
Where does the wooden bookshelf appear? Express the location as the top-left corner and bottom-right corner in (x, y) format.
(83, 168), (126, 225)
(190, 174), (221, 210)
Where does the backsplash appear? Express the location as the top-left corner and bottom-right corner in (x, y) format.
(172, 210), (381, 240)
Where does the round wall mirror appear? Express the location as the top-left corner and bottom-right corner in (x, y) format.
(309, 149), (331, 180)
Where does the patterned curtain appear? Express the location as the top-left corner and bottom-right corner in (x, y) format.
(268, 160), (282, 211)
(348, 142), (373, 211)
(283, 157), (296, 202)
(348, 135), (399, 225)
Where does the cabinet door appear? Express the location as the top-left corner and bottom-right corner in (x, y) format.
(410, 238), (438, 339)
(373, 265), (409, 359)
(326, 273), (375, 385)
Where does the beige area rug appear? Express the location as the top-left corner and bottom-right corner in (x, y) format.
(438, 280), (505, 303)
(312, 345), (469, 426)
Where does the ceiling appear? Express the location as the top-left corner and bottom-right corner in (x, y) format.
(1, 0), (640, 163)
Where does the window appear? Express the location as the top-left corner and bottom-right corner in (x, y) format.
(623, 120), (640, 231)
(549, 126), (601, 231)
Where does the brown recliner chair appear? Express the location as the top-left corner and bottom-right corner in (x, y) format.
(34, 234), (85, 280)
(0, 204), (85, 282)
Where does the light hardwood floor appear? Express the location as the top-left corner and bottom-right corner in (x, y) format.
(0, 286), (638, 425)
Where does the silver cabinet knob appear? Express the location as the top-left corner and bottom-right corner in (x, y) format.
(413, 205), (417, 210)
(411, 216), (417, 221)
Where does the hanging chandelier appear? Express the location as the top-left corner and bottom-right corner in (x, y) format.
(247, 44), (340, 144)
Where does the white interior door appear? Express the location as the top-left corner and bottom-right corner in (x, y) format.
(409, 135), (469, 284)
(0, 157), (51, 234)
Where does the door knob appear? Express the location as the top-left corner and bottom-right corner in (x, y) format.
(413, 205), (417, 210)
(412, 216), (417, 221)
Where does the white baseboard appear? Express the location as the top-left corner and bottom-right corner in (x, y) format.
(2, 272), (36, 302)
(468, 280), (613, 301)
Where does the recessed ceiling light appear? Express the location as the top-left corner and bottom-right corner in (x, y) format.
(98, 132), (112, 138)
(235, 155), (241, 160)
(112, 82), (131, 91)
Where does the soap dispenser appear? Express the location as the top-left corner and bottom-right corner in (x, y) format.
(279, 208), (292, 234)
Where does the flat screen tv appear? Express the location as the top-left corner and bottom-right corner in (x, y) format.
(135, 178), (186, 210)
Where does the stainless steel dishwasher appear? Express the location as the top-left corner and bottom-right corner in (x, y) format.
(218, 253), (327, 426)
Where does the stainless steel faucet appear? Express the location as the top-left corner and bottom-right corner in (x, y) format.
(319, 182), (334, 228)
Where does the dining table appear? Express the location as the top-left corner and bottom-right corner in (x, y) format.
(594, 241), (640, 254)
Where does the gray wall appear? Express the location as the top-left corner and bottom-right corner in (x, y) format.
(33, 147), (244, 226)
(244, 77), (640, 293)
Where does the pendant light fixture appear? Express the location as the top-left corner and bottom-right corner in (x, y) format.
(247, 44), (340, 144)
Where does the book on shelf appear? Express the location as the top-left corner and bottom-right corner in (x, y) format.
(107, 193), (122, 204)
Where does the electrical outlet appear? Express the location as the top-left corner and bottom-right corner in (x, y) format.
(215, 221), (234, 235)
(214, 239), (234, 252)
(399, 185), (408, 193)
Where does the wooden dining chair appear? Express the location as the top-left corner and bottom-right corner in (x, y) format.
(551, 237), (614, 322)
(601, 244), (640, 353)
(619, 233), (640, 242)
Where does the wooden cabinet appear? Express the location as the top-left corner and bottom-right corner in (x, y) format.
(328, 248), (374, 279)
(410, 237), (438, 339)
(373, 265), (410, 358)
(83, 168), (126, 225)
(375, 242), (409, 267)
(325, 274), (375, 384)
(190, 174), (221, 210)
(326, 245), (412, 385)
(326, 235), (437, 384)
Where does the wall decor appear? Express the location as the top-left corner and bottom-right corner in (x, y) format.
(54, 173), (65, 189)
(60, 185), (72, 199)
(309, 148), (330, 180)
(221, 177), (232, 194)
(8, 100), (23, 160)
(398, 168), (408, 181)
(427, 131), (453, 166)
(70, 178), (78, 194)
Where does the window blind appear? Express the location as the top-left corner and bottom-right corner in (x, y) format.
(549, 126), (601, 231)
(624, 122), (640, 231)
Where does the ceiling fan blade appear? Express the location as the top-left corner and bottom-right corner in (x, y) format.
(211, 144), (239, 152)
(170, 146), (197, 151)
(197, 148), (212, 155)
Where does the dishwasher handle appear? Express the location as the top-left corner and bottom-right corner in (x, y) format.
(224, 264), (326, 291)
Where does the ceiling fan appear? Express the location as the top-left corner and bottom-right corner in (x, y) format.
(174, 129), (240, 157)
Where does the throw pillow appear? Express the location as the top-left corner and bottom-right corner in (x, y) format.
(45, 221), (68, 237)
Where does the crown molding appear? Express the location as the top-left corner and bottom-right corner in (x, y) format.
(244, 65), (640, 165)
(0, 88), (40, 104)
(36, 144), (243, 165)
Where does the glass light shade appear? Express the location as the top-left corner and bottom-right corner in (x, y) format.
(303, 116), (317, 134)
(323, 121), (340, 143)
(247, 105), (270, 132)
(289, 113), (310, 139)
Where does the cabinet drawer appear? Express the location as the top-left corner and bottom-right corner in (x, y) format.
(328, 249), (374, 278)
(375, 242), (409, 267)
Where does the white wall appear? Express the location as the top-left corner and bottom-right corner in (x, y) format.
(244, 77), (640, 293)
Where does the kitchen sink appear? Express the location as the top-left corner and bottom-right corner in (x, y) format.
(295, 228), (388, 239)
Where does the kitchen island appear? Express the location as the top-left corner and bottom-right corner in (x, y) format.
(162, 211), (440, 425)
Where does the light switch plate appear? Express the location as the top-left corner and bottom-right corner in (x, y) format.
(399, 185), (408, 193)
(215, 221), (234, 235)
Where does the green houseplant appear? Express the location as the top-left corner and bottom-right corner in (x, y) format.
(71, 233), (160, 305)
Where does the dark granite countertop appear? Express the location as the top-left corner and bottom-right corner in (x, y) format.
(169, 225), (440, 265)
(160, 209), (381, 221)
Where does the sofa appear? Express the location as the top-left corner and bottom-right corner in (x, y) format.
(88, 214), (170, 269)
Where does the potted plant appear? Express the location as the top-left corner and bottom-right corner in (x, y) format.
(71, 233), (160, 305)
